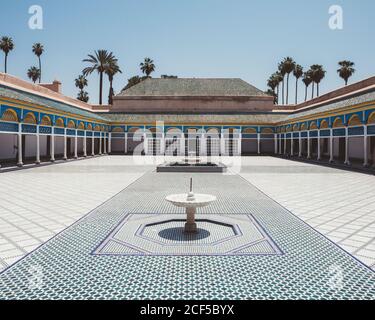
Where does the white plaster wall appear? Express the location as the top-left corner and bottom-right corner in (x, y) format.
(241, 139), (257, 154)
(111, 139), (125, 152)
(0, 133), (17, 160)
(348, 136), (363, 160)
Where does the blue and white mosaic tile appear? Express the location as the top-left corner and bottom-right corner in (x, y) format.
(0, 172), (374, 300)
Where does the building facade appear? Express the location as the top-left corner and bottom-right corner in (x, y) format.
(1, 74), (375, 169)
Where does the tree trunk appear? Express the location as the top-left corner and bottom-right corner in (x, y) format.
(311, 82), (315, 99)
(304, 85), (308, 102)
(282, 78), (285, 104)
(38, 56), (42, 83)
(108, 79), (113, 105)
(286, 74), (289, 104)
(99, 71), (103, 105)
(295, 78), (298, 104)
(276, 85), (279, 105)
(345, 79), (348, 86)
(4, 53), (7, 73)
(317, 83), (320, 97)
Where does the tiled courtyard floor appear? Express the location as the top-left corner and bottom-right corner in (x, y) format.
(0, 156), (374, 299)
(237, 157), (375, 270)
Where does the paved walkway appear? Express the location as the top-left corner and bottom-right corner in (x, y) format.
(237, 157), (375, 270)
(0, 170), (374, 299)
(0, 156), (152, 272)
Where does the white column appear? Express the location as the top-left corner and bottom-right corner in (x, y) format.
(284, 134), (287, 155)
(279, 134), (282, 155)
(103, 133), (107, 154)
(307, 131), (311, 159)
(238, 132), (242, 156)
(35, 125), (40, 164)
(160, 133), (165, 155)
(298, 132), (302, 157)
(63, 128), (67, 160)
(220, 131), (225, 156)
(363, 125), (369, 167)
(124, 132), (128, 154)
(257, 133), (261, 154)
(108, 132), (112, 154)
(317, 129), (321, 161)
(17, 123), (23, 167)
(83, 131), (87, 157)
(143, 132), (148, 155)
(180, 133), (185, 156)
(74, 129), (78, 159)
(50, 127), (55, 162)
(99, 132), (102, 155)
(345, 126), (350, 165)
(329, 128), (334, 163)
(291, 134), (294, 156)
(274, 134), (278, 154)
(91, 133), (95, 156)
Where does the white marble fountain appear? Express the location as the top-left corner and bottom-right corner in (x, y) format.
(165, 178), (217, 233)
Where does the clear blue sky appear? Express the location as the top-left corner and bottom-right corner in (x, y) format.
(1, 0), (374, 104)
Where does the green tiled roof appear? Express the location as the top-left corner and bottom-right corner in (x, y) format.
(117, 78), (267, 97)
(0, 84), (106, 121)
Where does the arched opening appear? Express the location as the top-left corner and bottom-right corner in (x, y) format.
(127, 127), (143, 155)
(241, 127), (257, 155)
(332, 117), (345, 163)
(319, 120), (330, 160)
(1, 109), (18, 122)
(260, 127), (275, 155)
(347, 114), (364, 165)
(309, 122), (318, 158)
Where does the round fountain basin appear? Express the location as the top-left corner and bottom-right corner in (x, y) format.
(166, 194), (217, 208)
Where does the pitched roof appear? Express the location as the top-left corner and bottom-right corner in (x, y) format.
(117, 78), (267, 97)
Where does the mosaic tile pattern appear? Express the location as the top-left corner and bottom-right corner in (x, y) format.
(94, 213), (281, 256)
(0, 171), (374, 300)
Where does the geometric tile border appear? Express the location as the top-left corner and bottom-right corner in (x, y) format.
(93, 214), (283, 256)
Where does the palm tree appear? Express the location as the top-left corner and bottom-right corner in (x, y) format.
(293, 64), (303, 104)
(83, 50), (116, 105)
(32, 43), (44, 83)
(337, 60), (355, 85)
(310, 64), (326, 97)
(123, 76), (142, 91)
(27, 66), (41, 83)
(278, 62), (286, 104)
(267, 74), (279, 104)
(280, 57), (296, 104)
(75, 74), (89, 102)
(0, 36), (14, 73)
(302, 71), (313, 102)
(274, 72), (283, 105)
(140, 58), (155, 77)
(105, 60), (122, 105)
(77, 91), (89, 102)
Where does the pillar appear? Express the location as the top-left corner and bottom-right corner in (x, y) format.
(274, 134), (278, 154)
(279, 134), (282, 155)
(50, 127), (55, 162)
(345, 126), (350, 165)
(180, 133), (185, 156)
(329, 128), (334, 163)
(91, 134), (95, 156)
(17, 123), (23, 167)
(124, 132), (128, 154)
(143, 132), (148, 155)
(220, 131), (225, 156)
(284, 134), (287, 155)
(74, 129), (78, 159)
(35, 125), (40, 164)
(63, 128), (67, 160)
(103, 133), (107, 154)
(160, 133), (165, 155)
(317, 129), (321, 161)
(307, 131), (311, 159)
(238, 132), (242, 156)
(298, 132), (302, 157)
(291, 135), (294, 156)
(108, 132), (112, 154)
(363, 125), (369, 167)
(257, 132), (261, 155)
(99, 132), (102, 155)
(83, 131), (87, 157)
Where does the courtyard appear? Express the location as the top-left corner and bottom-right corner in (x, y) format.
(0, 156), (374, 299)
